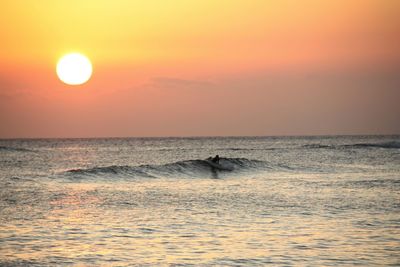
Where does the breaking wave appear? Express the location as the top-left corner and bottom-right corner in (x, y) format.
(64, 157), (277, 179)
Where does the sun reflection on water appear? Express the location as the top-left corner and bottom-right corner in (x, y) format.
(1, 173), (399, 265)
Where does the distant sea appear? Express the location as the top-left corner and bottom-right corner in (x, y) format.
(1, 136), (399, 266)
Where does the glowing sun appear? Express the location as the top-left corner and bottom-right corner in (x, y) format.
(56, 53), (92, 85)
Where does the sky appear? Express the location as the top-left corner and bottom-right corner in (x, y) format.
(0, 0), (399, 138)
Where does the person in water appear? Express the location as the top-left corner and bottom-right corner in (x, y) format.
(211, 155), (220, 164)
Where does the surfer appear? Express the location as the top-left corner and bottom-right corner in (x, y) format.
(211, 155), (220, 164)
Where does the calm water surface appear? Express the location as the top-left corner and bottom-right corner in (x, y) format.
(0, 136), (399, 266)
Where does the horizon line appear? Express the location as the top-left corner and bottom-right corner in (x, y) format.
(1, 133), (399, 140)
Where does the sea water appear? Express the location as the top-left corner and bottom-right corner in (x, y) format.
(0, 136), (399, 266)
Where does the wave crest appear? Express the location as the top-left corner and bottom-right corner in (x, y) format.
(64, 157), (272, 179)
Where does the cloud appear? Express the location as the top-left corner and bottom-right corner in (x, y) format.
(0, 74), (28, 101)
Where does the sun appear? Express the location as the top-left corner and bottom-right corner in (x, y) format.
(56, 53), (92, 85)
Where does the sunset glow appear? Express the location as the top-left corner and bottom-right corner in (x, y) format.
(0, 0), (399, 137)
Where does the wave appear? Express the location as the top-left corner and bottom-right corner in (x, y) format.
(64, 157), (275, 179)
(302, 144), (333, 149)
(223, 148), (277, 151)
(0, 146), (35, 152)
(67, 165), (155, 178)
(343, 141), (400, 149)
(303, 141), (400, 150)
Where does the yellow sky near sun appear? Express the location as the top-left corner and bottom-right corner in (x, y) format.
(1, 0), (399, 71)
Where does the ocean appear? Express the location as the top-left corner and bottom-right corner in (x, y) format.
(0, 136), (399, 266)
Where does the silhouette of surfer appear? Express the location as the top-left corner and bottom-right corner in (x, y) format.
(211, 155), (220, 164)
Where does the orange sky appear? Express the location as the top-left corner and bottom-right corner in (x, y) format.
(1, 0), (399, 138)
